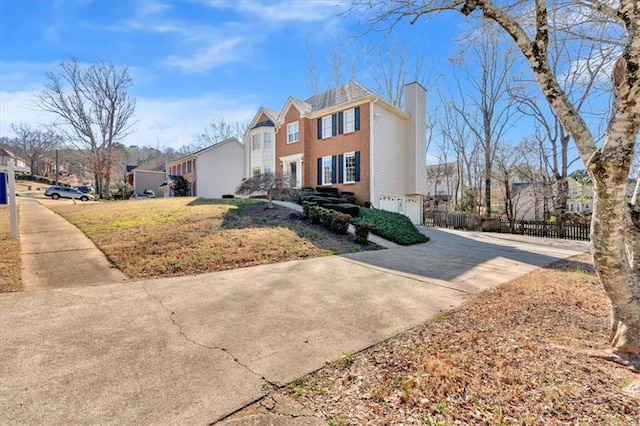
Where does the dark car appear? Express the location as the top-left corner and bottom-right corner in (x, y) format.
(129, 192), (151, 200)
(45, 186), (94, 201)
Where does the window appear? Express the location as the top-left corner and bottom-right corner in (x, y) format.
(252, 168), (261, 178)
(263, 132), (272, 149)
(344, 109), (355, 133)
(264, 167), (272, 175)
(344, 152), (356, 183)
(252, 134), (260, 150)
(322, 156), (333, 185)
(287, 122), (299, 143)
(322, 116), (332, 139)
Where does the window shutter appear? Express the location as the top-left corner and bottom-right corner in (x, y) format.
(354, 107), (360, 131)
(317, 158), (322, 185)
(338, 112), (344, 135)
(338, 154), (344, 183)
(332, 114), (337, 137)
(331, 155), (337, 184)
(317, 118), (322, 139)
(355, 151), (361, 182)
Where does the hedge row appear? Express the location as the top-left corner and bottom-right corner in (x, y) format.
(304, 203), (350, 235)
(357, 208), (429, 245)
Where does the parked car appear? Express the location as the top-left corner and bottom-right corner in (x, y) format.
(129, 192), (151, 200)
(45, 186), (94, 202)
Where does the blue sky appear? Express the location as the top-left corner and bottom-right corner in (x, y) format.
(0, 0), (467, 152)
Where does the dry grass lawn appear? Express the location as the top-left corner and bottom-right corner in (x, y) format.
(0, 205), (22, 292)
(265, 253), (639, 425)
(49, 197), (377, 279)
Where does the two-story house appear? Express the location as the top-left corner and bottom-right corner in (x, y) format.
(245, 81), (427, 224)
(167, 137), (245, 198)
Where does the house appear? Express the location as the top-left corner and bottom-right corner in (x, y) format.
(245, 81), (427, 224)
(127, 158), (166, 197)
(167, 137), (245, 198)
(567, 177), (593, 214)
(0, 148), (29, 172)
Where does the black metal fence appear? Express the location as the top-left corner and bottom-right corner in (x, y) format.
(424, 211), (590, 241)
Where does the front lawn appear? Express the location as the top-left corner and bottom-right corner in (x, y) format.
(0, 205), (21, 292)
(49, 197), (379, 279)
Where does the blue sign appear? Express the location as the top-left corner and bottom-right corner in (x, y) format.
(0, 172), (6, 205)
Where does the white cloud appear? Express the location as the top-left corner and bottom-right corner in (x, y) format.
(132, 95), (257, 149)
(0, 90), (58, 137)
(206, 0), (344, 23)
(164, 37), (248, 72)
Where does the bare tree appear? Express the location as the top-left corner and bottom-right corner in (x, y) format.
(350, 0), (640, 362)
(449, 26), (519, 217)
(195, 118), (248, 151)
(510, 7), (611, 221)
(38, 58), (136, 199)
(8, 124), (62, 176)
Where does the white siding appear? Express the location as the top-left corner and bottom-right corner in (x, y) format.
(404, 82), (427, 195)
(133, 171), (165, 197)
(371, 102), (408, 207)
(247, 127), (276, 177)
(196, 139), (245, 198)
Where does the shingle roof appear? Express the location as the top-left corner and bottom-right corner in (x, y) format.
(303, 81), (374, 112)
(132, 158), (165, 172)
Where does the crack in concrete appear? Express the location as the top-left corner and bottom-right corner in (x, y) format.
(212, 394), (323, 425)
(142, 283), (278, 392)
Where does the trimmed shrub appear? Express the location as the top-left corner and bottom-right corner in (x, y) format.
(330, 212), (351, 234)
(358, 207), (429, 245)
(222, 194), (235, 199)
(326, 203), (360, 217)
(316, 186), (340, 195)
(308, 205), (323, 224)
(340, 191), (357, 204)
(353, 220), (371, 245)
(302, 201), (317, 218)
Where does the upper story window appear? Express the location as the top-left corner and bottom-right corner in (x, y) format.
(252, 134), (260, 150)
(263, 132), (272, 149)
(287, 122), (299, 143)
(344, 109), (355, 133)
(322, 116), (333, 139)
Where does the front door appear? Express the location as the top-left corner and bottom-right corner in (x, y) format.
(284, 160), (301, 188)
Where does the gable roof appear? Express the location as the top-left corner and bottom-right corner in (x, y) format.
(168, 137), (243, 166)
(304, 81), (374, 112)
(0, 148), (23, 160)
(248, 107), (279, 130)
(132, 158), (166, 172)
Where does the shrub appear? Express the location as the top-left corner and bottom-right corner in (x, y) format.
(340, 191), (357, 204)
(302, 201), (317, 217)
(330, 212), (350, 234)
(316, 186), (340, 195)
(353, 220), (371, 245)
(222, 194), (235, 199)
(308, 205), (323, 224)
(326, 203), (360, 217)
(358, 208), (429, 245)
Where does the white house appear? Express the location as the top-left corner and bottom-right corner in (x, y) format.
(167, 137), (245, 198)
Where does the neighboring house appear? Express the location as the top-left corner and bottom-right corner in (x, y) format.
(127, 158), (166, 197)
(168, 137), (245, 198)
(567, 177), (594, 214)
(0, 148), (29, 171)
(245, 81), (427, 224)
(425, 162), (459, 211)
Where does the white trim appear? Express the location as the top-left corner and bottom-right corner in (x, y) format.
(343, 151), (356, 184)
(286, 121), (299, 143)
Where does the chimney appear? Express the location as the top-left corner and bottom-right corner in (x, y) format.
(404, 82), (427, 195)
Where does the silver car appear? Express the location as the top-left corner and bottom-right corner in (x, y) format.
(45, 186), (94, 202)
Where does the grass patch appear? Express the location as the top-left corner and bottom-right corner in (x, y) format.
(0, 205), (22, 292)
(357, 208), (429, 245)
(49, 197), (379, 279)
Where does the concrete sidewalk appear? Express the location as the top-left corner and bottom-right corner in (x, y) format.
(1, 199), (590, 425)
(18, 198), (127, 290)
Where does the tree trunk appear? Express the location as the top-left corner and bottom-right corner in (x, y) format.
(589, 153), (640, 355)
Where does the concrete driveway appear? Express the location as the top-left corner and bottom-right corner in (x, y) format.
(0, 222), (589, 425)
